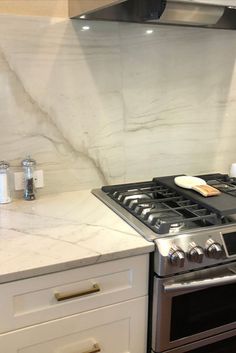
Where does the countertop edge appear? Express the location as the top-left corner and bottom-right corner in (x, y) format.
(0, 244), (154, 284)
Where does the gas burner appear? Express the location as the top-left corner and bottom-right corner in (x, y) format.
(105, 180), (221, 235)
(168, 222), (185, 234)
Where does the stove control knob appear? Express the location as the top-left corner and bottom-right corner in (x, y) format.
(168, 246), (185, 267)
(188, 243), (204, 263)
(206, 239), (223, 259)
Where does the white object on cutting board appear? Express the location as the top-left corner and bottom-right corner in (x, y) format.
(174, 176), (221, 197)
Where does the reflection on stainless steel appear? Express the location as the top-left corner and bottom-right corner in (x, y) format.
(168, 245), (185, 267)
(188, 242), (204, 263)
(163, 270), (236, 293)
(79, 0), (236, 30)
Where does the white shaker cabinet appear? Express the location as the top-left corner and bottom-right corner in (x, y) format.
(0, 297), (147, 353)
(0, 254), (149, 353)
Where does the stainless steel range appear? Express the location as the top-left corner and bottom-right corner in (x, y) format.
(92, 173), (236, 353)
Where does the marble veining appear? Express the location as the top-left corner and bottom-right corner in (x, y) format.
(0, 34), (109, 192)
(0, 15), (236, 194)
(0, 190), (154, 283)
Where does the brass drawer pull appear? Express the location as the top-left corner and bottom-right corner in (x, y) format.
(83, 343), (101, 353)
(55, 283), (100, 301)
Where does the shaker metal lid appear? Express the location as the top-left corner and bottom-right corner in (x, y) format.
(21, 157), (36, 167)
(0, 161), (10, 169)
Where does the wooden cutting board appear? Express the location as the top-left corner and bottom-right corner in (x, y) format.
(174, 176), (221, 197)
(155, 175), (236, 216)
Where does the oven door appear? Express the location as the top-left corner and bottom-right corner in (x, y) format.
(152, 263), (236, 353)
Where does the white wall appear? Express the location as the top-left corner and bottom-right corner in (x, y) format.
(1, 14), (236, 194)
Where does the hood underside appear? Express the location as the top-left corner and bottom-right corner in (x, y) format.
(75, 0), (236, 30)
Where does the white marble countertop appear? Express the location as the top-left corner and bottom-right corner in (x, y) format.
(0, 190), (154, 284)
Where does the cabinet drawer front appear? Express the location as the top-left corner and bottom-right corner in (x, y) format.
(0, 255), (149, 333)
(0, 296), (148, 353)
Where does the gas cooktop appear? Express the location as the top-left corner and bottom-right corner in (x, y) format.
(93, 173), (236, 239)
(92, 173), (236, 276)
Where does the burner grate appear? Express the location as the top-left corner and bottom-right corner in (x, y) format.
(103, 181), (221, 234)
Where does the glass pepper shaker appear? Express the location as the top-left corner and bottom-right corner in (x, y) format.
(0, 161), (12, 204)
(21, 157), (36, 201)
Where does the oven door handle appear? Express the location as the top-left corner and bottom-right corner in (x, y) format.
(163, 272), (236, 293)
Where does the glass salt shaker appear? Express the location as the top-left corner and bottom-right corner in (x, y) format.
(21, 157), (36, 201)
(0, 161), (12, 204)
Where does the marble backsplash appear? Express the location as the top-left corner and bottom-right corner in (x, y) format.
(1, 14), (236, 195)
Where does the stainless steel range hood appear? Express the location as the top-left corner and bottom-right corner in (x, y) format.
(78, 0), (236, 30)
